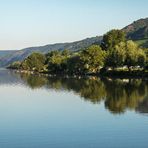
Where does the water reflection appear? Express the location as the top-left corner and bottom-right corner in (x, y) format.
(0, 69), (148, 114)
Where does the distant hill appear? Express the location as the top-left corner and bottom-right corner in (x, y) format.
(0, 17), (148, 67)
(0, 36), (102, 67)
(0, 50), (17, 58)
(122, 18), (148, 47)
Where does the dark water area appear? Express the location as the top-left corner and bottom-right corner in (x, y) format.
(0, 69), (148, 148)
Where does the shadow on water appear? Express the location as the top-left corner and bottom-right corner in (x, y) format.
(0, 69), (148, 115)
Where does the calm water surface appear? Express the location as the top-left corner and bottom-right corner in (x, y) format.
(0, 69), (148, 148)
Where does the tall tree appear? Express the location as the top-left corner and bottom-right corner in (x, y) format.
(105, 42), (126, 68)
(46, 50), (69, 73)
(21, 52), (46, 72)
(80, 45), (106, 73)
(101, 29), (126, 50)
(125, 40), (146, 70)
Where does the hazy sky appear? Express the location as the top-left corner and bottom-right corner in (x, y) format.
(0, 0), (148, 50)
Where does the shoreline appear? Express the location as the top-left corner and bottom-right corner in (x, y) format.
(7, 68), (148, 79)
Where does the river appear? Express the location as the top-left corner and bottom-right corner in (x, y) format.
(0, 69), (148, 148)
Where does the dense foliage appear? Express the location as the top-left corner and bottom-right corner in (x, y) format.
(20, 53), (46, 72)
(8, 30), (148, 75)
(101, 29), (126, 50)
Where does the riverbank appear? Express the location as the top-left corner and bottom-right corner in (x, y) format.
(99, 70), (148, 79)
(8, 68), (148, 79)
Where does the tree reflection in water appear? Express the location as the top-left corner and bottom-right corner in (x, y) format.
(20, 73), (148, 114)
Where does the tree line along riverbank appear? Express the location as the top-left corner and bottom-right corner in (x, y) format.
(8, 30), (148, 78)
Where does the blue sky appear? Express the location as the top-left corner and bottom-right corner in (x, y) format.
(0, 0), (148, 50)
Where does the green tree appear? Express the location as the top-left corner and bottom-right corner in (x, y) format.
(125, 40), (138, 69)
(137, 48), (146, 67)
(67, 55), (82, 75)
(144, 48), (148, 69)
(46, 50), (69, 73)
(8, 61), (21, 69)
(80, 45), (106, 73)
(21, 52), (46, 72)
(101, 29), (126, 50)
(62, 49), (71, 58)
(105, 42), (126, 68)
(125, 41), (145, 70)
(125, 41), (146, 70)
